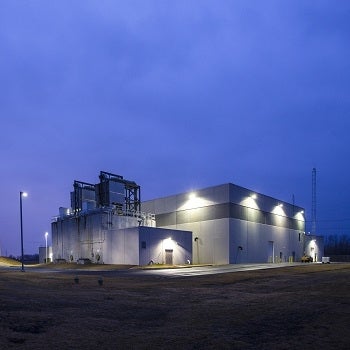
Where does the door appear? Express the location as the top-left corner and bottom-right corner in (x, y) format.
(165, 249), (173, 265)
(311, 247), (315, 262)
(268, 241), (274, 263)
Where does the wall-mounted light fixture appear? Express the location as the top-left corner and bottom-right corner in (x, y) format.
(189, 192), (196, 200)
(164, 237), (174, 250)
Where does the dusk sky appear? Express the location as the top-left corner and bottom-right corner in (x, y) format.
(1, 1), (350, 255)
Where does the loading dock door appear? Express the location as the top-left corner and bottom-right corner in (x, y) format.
(165, 249), (173, 265)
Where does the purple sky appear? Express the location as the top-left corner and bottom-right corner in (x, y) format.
(1, 1), (350, 255)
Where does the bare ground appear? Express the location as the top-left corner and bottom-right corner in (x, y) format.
(0, 263), (349, 349)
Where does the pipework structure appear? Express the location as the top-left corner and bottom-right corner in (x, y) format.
(70, 171), (141, 214)
(98, 171), (141, 212)
(71, 180), (96, 214)
(51, 171), (192, 265)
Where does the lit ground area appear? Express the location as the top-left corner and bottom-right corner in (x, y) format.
(0, 256), (21, 266)
(0, 263), (349, 349)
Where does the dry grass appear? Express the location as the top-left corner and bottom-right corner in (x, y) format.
(0, 263), (349, 349)
(0, 256), (21, 266)
(32, 262), (136, 270)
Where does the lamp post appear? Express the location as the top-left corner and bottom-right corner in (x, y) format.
(45, 232), (48, 263)
(19, 191), (28, 272)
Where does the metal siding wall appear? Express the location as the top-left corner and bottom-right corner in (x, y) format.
(172, 219), (229, 265)
(229, 219), (304, 264)
(156, 203), (303, 230)
(229, 220), (247, 264)
(156, 212), (176, 226)
(123, 228), (139, 265)
(143, 184), (305, 265)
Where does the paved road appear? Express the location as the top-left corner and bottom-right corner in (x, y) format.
(1, 262), (303, 278)
(137, 263), (302, 278)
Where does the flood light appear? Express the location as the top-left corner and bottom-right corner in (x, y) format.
(189, 192), (196, 200)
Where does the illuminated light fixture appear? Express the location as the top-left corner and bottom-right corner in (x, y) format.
(189, 192), (196, 200)
(300, 210), (304, 214)
(45, 232), (49, 264)
(250, 193), (257, 200)
(19, 191), (28, 272)
(278, 203), (283, 208)
(163, 237), (173, 250)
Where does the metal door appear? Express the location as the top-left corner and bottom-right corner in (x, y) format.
(165, 249), (173, 265)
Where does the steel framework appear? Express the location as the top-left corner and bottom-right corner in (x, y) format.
(72, 180), (96, 213)
(99, 171), (141, 212)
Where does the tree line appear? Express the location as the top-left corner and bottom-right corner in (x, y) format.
(8, 254), (39, 263)
(324, 234), (350, 255)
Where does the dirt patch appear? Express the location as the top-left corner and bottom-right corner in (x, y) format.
(0, 264), (349, 349)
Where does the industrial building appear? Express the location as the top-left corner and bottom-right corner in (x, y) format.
(51, 171), (192, 265)
(52, 170), (322, 266)
(304, 233), (324, 263)
(39, 246), (53, 263)
(142, 183), (316, 264)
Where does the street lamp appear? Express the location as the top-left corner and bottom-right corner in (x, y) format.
(19, 191), (28, 272)
(45, 232), (49, 263)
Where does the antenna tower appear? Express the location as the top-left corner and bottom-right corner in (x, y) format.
(311, 168), (317, 233)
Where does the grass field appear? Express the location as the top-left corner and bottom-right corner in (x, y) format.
(0, 262), (349, 349)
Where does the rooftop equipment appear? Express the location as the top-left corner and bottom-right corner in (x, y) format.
(97, 171), (141, 212)
(70, 171), (141, 215)
(71, 180), (96, 213)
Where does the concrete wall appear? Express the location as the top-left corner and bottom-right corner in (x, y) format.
(52, 211), (192, 265)
(52, 211), (141, 263)
(103, 228), (140, 265)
